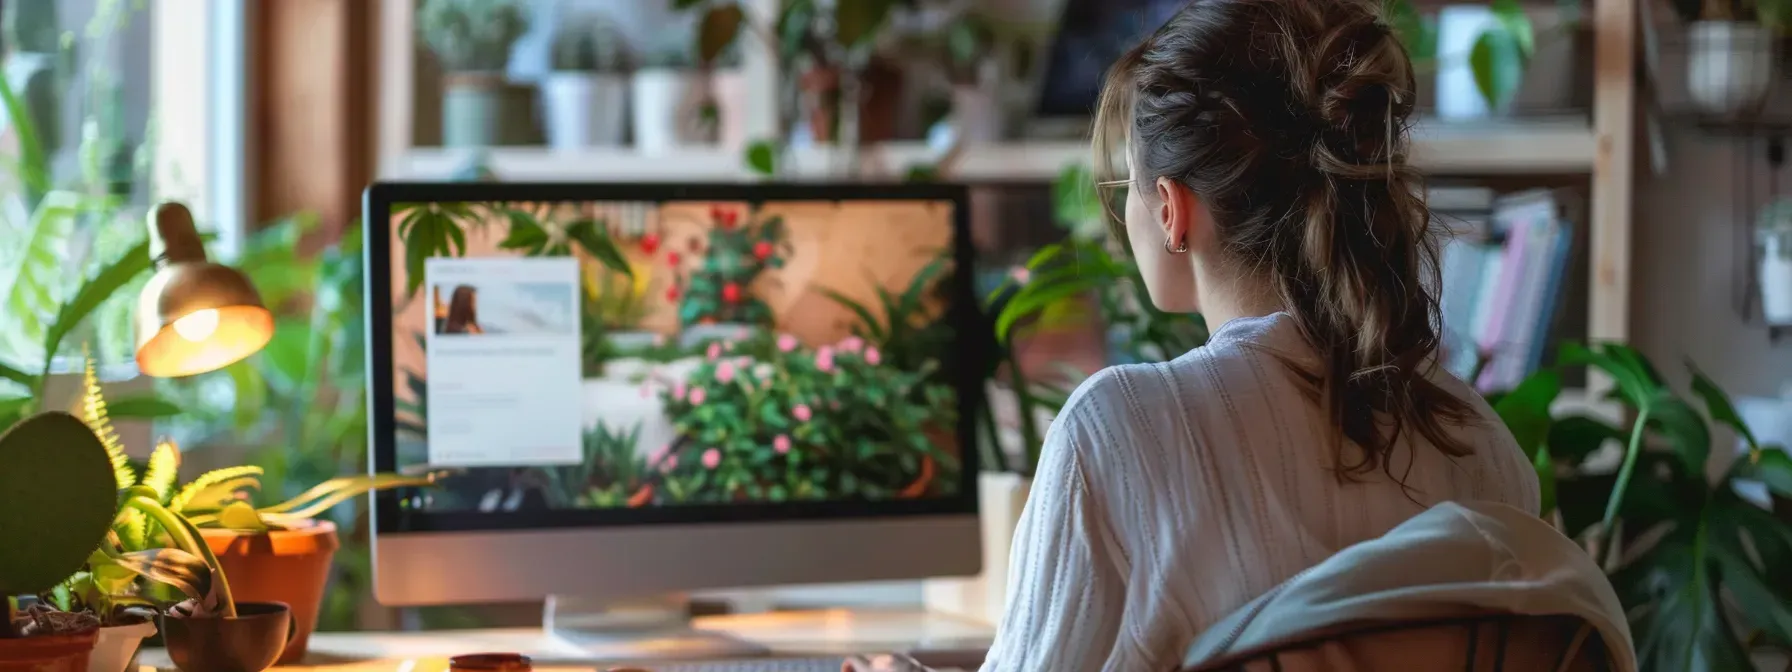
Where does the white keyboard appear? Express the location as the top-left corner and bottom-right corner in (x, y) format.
(605, 658), (844, 672)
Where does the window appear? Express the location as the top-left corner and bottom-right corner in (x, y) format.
(0, 0), (244, 375)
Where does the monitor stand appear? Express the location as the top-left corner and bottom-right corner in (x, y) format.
(542, 594), (770, 662)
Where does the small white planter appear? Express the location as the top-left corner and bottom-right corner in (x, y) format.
(1687, 21), (1774, 117)
(922, 471), (1031, 625)
(541, 72), (629, 150)
(1763, 232), (1792, 324)
(711, 69), (750, 151)
(632, 68), (707, 153)
(952, 84), (1005, 144)
(89, 621), (156, 672)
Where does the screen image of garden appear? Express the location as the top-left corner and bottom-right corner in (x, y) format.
(387, 199), (962, 512)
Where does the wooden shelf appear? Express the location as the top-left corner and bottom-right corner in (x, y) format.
(384, 117), (1596, 183)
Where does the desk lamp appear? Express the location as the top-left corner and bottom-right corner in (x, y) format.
(135, 202), (275, 377)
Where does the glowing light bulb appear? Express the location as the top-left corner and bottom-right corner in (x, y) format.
(172, 309), (220, 342)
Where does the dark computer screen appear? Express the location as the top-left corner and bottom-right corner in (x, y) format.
(1035, 0), (1186, 118)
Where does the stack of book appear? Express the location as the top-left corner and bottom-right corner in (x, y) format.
(1435, 188), (1576, 393)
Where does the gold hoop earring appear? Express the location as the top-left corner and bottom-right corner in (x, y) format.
(1164, 235), (1189, 255)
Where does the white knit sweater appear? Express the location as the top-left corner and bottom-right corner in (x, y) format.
(977, 312), (1541, 672)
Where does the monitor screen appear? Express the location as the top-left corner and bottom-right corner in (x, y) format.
(1035, 0), (1185, 118)
(368, 185), (978, 533)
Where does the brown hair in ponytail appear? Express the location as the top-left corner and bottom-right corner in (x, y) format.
(1093, 0), (1477, 479)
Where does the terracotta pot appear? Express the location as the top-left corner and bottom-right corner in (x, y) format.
(200, 521), (339, 665)
(160, 602), (292, 672)
(0, 631), (98, 672)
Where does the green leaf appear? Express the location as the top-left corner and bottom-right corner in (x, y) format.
(103, 394), (183, 419)
(833, 0), (894, 50)
(745, 140), (778, 176)
(1616, 525), (1754, 672)
(1385, 0), (1439, 62)
(1547, 415), (1622, 466)
(43, 238), (154, 376)
(215, 500), (268, 531)
(0, 362), (33, 389)
(1493, 369), (1561, 463)
(111, 547), (220, 614)
(1709, 519), (1792, 647)
(1490, 0), (1535, 58)
(567, 219), (633, 277)
(1559, 342), (1656, 410)
(697, 3), (745, 64)
(1648, 394), (1712, 479)
(0, 64), (50, 196)
(1468, 27), (1523, 112)
(1690, 362), (1757, 451)
(1739, 450), (1792, 499)
(167, 465), (264, 514)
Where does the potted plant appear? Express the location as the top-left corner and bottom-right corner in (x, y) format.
(632, 40), (712, 152)
(74, 365), (436, 665)
(1386, 0), (1541, 118)
(418, 0), (529, 148)
(1672, 0), (1792, 117)
(0, 413), (116, 672)
(1493, 343), (1792, 668)
(685, 0), (907, 152)
(542, 17), (631, 150)
(671, 205), (791, 348)
(1759, 198), (1792, 324)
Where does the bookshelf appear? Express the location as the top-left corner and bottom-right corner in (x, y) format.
(373, 0), (1636, 414)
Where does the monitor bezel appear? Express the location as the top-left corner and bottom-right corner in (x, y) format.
(364, 181), (986, 536)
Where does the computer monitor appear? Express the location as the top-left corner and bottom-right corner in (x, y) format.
(363, 183), (983, 655)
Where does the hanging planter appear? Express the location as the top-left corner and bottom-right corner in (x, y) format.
(1687, 20), (1775, 117)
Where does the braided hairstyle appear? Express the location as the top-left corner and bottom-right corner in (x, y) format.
(1094, 0), (1477, 481)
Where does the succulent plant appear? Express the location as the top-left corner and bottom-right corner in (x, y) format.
(552, 17), (631, 73)
(0, 412), (117, 636)
(418, 0), (529, 73)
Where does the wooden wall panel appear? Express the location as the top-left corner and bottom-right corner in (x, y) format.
(251, 0), (372, 234)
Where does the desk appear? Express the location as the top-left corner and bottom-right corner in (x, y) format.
(138, 610), (995, 671)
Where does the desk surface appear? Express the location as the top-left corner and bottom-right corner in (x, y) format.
(139, 609), (995, 671)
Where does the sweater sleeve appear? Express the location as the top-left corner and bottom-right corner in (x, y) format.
(978, 399), (1127, 672)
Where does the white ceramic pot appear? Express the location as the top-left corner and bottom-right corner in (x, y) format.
(1687, 21), (1774, 117)
(922, 471), (1031, 625)
(631, 68), (707, 153)
(541, 72), (629, 150)
(88, 621), (156, 672)
(1763, 232), (1792, 324)
(952, 85), (1004, 144)
(1434, 5), (1504, 120)
(711, 69), (750, 151)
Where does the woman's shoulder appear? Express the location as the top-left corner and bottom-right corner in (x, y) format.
(1053, 340), (1262, 444)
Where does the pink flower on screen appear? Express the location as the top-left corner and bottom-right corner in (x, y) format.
(672, 380), (687, 401)
(715, 361), (736, 383)
(777, 333), (799, 352)
(864, 347), (881, 366)
(792, 403), (812, 422)
(707, 342), (722, 360)
(649, 443), (670, 462)
(816, 346), (835, 373)
(662, 454), (679, 471)
(638, 384), (652, 398)
(839, 336), (865, 353)
(773, 435), (791, 454)
(1010, 266), (1030, 284)
(689, 386), (707, 405)
(702, 448), (721, 469)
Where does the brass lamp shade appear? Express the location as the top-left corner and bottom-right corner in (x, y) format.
(134, 203), (275, 378)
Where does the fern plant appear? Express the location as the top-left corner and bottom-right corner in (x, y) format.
(72, 355), (441, 541)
